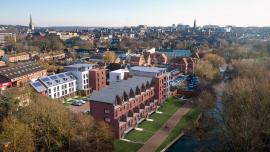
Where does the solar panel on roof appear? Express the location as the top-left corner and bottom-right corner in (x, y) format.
(50, 76), (58, 80)
(33, 82), (42, 87)
(58, 74), (66, 78)
(42, 78), (50, 82)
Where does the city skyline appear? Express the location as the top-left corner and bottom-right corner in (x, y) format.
(1, 0), (270, 27)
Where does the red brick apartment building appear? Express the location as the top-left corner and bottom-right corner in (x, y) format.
(0, 62), (47, 87)
(90, 76), (158, 138)
(129, 66), (170, 102)
(89, 68), (106, 91)
(170, 57), (198, 74)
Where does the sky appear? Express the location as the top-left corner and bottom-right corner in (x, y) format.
(1, 0), (270, 27)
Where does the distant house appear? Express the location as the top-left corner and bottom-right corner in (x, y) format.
(32, 52), (65, 61)
(170, 57), (198, 74)
(3, 52), (30, 63)
(150, 53), (168, 65)
(159, 49), (192, 58)
(129, 55), (145, 66)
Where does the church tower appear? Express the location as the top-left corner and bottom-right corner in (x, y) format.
(193, 19), (197, 28)
(29, 14), (35, 30)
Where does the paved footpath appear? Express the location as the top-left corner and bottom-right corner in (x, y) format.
(138, 102), (193, 152)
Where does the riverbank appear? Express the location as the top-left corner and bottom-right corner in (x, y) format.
(157, 108), (201, 152)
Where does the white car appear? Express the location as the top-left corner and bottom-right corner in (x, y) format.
(79, 100), (86, 104)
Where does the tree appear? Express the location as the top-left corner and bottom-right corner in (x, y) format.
(70, 114), (114, 152)
(195, 60), (219, 82)
(0, 117), (35, 152)
(203, 53), (225, 68)
(220, 76), (270, 152)
(0, 95), (17, 125)
(17, 96), (75, 151)
(103, 51), (116, 64)
(15, 93), (114, 151)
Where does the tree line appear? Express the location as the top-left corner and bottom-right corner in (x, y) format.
(0, 90), (114, 152)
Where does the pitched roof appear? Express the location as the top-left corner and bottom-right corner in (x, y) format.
(89, 76), (152, 104)
(0, 62), (45, 80)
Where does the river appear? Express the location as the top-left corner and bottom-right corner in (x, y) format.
(167, 82), (225, 152)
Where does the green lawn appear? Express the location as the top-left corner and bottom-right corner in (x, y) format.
(138, 113), (170, 132)
(125, 130), (153, 142)
(156, 108), (201, 152)
(115, 97), (185, 152)
(114, 140), (143, 152)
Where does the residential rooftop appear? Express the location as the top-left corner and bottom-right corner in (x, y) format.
(89, 76), (152, 104)
(0, 62), (45, 80)
(64, 63), (96, 69)
(130, 66), (166, 73)
(38, 72), (76, 88)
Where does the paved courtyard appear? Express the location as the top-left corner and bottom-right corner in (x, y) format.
(68, 102), (90, 113)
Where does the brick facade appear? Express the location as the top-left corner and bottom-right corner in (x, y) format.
(90, 77), (157, 138)
(89, 68), (106, 91)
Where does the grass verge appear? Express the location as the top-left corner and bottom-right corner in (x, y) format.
(156, 108), (201, 152)
(114, 140), (143, 152)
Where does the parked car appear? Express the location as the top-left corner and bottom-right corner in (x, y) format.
(71, 101), (82, 106)
(79, 100), (86, 104)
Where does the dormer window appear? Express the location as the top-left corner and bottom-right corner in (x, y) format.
(123, 91), (129, 101)
(136, 86), (141, 95)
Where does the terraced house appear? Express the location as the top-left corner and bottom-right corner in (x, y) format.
(90, 76), (158, 138)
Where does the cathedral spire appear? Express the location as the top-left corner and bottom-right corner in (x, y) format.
(193, 19), (197, 28)
(29, 14), (34, 30)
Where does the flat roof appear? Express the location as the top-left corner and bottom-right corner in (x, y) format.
(130, 66), (166, 73)
(64, 63), (95, 68)
(110, 69), (129, 73)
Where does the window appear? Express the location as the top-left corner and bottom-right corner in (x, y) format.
(116, 75), (120, 80)
(48, 89), (51, 94)
(104, 118), (111, 123)
(104, 109), (111, 114)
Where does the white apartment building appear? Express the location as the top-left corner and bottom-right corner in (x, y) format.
(31, 72), (77, 99)
(64, 64), (95, 95)
(109, 69), (129, 83)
